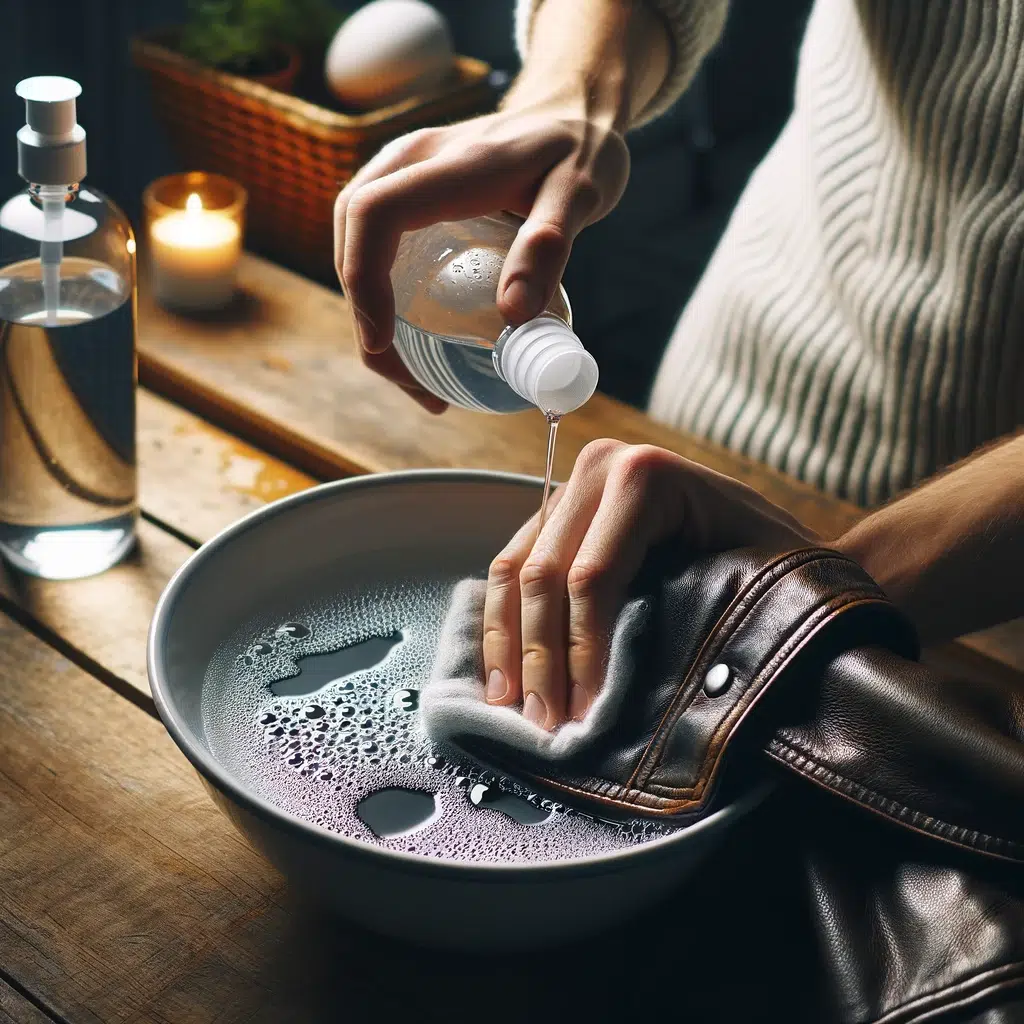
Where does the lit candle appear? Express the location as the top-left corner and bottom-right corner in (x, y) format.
(149, 192), (241, 312)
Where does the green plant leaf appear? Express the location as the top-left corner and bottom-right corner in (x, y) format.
(179, 0), (348, 68)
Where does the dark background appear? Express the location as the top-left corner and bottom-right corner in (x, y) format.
(0, 0), (812, 407)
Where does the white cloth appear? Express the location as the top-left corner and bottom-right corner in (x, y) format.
(420, 579), (651, 759)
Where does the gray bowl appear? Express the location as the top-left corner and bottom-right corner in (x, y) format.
(148, 470), (768, 949)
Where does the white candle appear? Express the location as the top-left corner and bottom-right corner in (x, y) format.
(149, 192), (241, 312)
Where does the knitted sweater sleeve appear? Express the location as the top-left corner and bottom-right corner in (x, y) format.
(513, 0), (729, 125)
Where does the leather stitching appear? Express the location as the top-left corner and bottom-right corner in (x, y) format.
(634, 550), (878, 790)
(865, 959), (1024, 1024)
(525, 773), (689, 815)
(633, 553), (885, 796)
(766, 738), (1024, 862)
(626, 547), (843, 791)
(640, 589), (884, 799)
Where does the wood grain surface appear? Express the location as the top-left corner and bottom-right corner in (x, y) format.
(0, 607), (296, 1023)
(0, 517), (184, 699)
(139, 389), (317, 545)
(0, 981), (54, 1024)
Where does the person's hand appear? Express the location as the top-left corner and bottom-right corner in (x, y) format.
(482, 440), (819, 730)
(333, 98), (630, 411)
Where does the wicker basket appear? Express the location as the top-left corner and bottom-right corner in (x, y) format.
(132, 32), (495, 283)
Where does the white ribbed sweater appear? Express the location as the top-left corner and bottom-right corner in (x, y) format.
(517, 0), (1024, 504)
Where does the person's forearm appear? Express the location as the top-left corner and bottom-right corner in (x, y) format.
(503, 0), (672, 131)
(834, 433), (1024, 646)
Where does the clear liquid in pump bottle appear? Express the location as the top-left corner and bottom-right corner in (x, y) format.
(390, 213), (599, 416)
(0, 77), (137, 579)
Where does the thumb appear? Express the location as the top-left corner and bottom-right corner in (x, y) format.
(497, 166), (600, 324)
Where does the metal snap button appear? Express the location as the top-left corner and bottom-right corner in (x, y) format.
(703, 663), (732, 697)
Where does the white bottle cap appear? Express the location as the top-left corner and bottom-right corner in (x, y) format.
(497, 314), (599, 415)
(15, 76), (87, 185)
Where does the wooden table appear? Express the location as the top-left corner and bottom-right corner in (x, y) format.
(1, 253), (1020, 1023)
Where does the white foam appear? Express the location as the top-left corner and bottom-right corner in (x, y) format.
(200, 578), (676, 865)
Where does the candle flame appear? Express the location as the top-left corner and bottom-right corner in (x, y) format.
(185, 192), (203, 214)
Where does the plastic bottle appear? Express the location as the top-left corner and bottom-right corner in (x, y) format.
(390, 212), (598, 414)
(0, 77), (137, 579)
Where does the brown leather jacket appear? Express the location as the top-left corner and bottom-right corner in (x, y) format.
(454, 546), (1024, 1023)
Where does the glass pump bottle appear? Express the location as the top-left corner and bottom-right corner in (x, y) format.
(0, 76), (137, 579)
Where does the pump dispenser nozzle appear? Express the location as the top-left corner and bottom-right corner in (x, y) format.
(15, 77), (85, 323)
(16, 76), (87, 185)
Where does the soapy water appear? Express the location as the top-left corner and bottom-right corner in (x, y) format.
(201, 578), (677, 865)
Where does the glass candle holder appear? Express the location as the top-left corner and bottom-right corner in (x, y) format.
(143, 172), (246, 313)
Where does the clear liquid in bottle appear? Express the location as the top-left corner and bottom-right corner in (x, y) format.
(0, 256), (136, 579)
(2, 76), (138, 579)
(390, 213), (578, 413)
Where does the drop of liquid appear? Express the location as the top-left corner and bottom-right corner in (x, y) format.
(259, 712), (277, 725)
(302, 704), (326, 720)
(249, 642), (274, 658)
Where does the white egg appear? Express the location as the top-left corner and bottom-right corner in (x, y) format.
(325, 0), (455, 110)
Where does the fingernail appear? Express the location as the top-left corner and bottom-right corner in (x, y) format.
(523, 692), (547, 728)
(502, 278), (541, 319)
(486, 668), (508, 702)
(569, 684), (589, 721)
